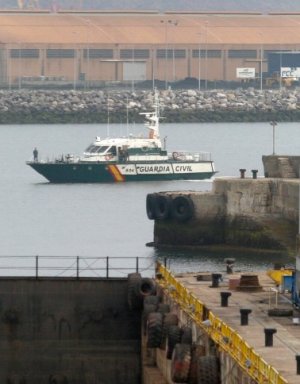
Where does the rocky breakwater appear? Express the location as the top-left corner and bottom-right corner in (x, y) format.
(148, 177), (299, 254)
(1, 88), (300, 123)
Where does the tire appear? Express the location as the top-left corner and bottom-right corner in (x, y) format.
(144, 295), (160, 307)
(147, 312), (163, 348)
(171, 344), (192, 383)
(171, 195), (194, 222)
(181, 326), (193, 344)
(166, 325), (182, 359)
(154, 195), (172, 220)
(146, 193), (157, 220)
(268, 308), (293, 317)
(157, 303), (170, 314)
(188, 345), (206, 384)
(197, 356), (220, 384)
(127, 272), (143, 310)
(135, 278), (156, 297)
(142, 303), (157, 335)
(160, 313), (178, 350)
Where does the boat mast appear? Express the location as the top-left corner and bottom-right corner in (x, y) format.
(107, 95), (110, 137)
(141, 89), (160, 140)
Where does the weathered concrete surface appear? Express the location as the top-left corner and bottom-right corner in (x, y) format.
(154, 178), (300, 254)
(0, 278), (141, 384)
(263, 155), (300, 178)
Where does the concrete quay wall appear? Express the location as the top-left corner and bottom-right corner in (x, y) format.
(0, 278), (141, 384)
(153, 178), (300, 253)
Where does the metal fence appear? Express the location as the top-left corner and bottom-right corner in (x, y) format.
(0, 256), (155, 279)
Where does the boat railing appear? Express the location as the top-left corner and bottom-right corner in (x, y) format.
(0, 256), (155, 279)
(168, 151), (212, 162)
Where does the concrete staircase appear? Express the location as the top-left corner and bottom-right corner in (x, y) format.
(278, 157), (297, 178)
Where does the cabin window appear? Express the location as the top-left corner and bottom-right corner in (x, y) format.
(89, 146), (100, 153)
(95, 146), (109, 153)
(109, 146), (117, 155)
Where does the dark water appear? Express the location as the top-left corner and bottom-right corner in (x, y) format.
(0, 122), (298, 276)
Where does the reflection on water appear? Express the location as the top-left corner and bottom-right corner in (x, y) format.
(154, 246), (295, 274)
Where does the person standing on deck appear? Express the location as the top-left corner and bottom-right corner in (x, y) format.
(33, 147), (38, 162)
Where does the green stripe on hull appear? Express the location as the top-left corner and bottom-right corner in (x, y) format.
(27, 162), (215, 183)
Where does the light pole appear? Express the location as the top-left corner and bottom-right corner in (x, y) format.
(260, 43), (263, 91)
(18, 43), (21, 90)
(160, 19), (178, 90)
(259, 32), (263, 91)
(72, 32), (78, 90)
(279, 46), (282, 91)
(270, 121), (277, 155)
(7, 46), (11, 90)
(160, 20), (168, 89)
(85, 23), (90, 90)
(132, 44), (135, 91)
(197, 32), (202, 91)
(152, 45), (155, 91)
(205, 21), (208, 90)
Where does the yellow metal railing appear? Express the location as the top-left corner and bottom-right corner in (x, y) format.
(156, 262), (288, 384)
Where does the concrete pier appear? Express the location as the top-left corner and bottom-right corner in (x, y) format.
(151, 177), (300, 254)
(145, 263), (300, 384)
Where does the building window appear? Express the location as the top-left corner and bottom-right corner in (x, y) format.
(10, 49), (39, 58)
(156, 49), (186, 59)
(192, 50), (221, 58)
(83, 49), (113, 59)
(228, 50), (257, 58)
(47, 49), (75, 58)
(120, 49), (150, 59)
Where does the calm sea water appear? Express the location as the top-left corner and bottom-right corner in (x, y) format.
(0, 121), (298, 276)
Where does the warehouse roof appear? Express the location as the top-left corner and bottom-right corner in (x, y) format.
(1, 11), (300, 46)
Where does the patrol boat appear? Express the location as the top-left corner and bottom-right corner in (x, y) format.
(27, 93), (216, 183)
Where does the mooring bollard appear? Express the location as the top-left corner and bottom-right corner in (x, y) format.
(296, 354), (300, 375)
(239, 168), (246, 178)
(225, 258), (235, 274)
(251, 169), (258, 179)
(264, 328), (277, 347)
(220, 292), (232, 307)
(240, 309), (252, 325)
(211, 273), (222, 288)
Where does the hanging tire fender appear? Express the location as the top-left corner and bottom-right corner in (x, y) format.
(135, 277), (157, 297)
(154, 194), (172, 220)
(171, 343), (192, 383)
(146, 193), (158, 220)
(127, 272), (143, 310)
(171, 195), (194, 222)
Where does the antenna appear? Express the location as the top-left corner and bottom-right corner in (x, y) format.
(107, 96), (110, 137)
(126, 95), (129, 137)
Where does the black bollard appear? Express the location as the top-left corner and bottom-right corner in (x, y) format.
(264, 328), (277, 347)
(240, 309), (252, 325)
(251, 169), (258, 179)
(296, 354), (300, 375)
(225, 258), (235, 274)
(220, 292), (232, 307)
(239, 169), (246, 178)
(211, 273), (222, 288)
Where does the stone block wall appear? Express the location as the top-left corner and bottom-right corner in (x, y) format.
(0, 278), (141, 384)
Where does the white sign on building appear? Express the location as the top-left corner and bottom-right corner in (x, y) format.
(236, 68), (255, 78)
(281, 67), (300, 79)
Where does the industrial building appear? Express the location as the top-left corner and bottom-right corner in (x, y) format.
(1, 10), (300, 88)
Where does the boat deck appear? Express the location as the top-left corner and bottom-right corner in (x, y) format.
(174, 271), (300, 383)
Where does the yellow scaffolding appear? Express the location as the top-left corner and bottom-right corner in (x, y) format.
(156, 262), (288, 384)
